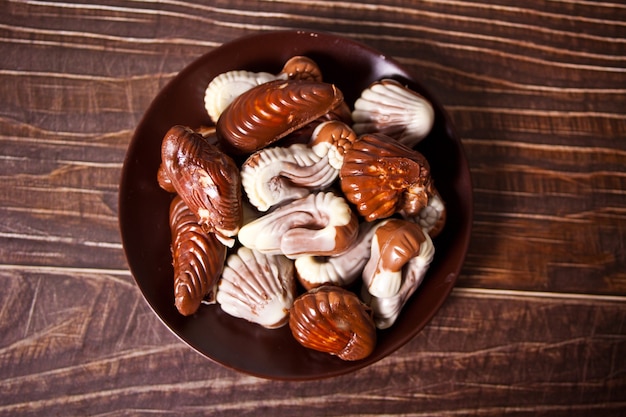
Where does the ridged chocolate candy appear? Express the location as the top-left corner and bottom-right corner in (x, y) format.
(216, 79), (344, 155)
(169, 195), (227, 316)
(240, 142), (339, 212)
(216, 247), (296, 329)
(289, 286), (377, 361)
(237, 192), (359, 259)
(352, 79), (435, 147)
(280, 55), (323, 82)
(340, 133), (434, 222)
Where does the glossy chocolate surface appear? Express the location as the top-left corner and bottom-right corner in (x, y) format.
(340, 133), (434, 221)
(160, 125), (242, 242)
(217, 79), (343, 154)
(369, 219), (426, 277)
(289, 285), (377, 361)
(169, 195), (226, 316)
(119, 30), (473, 380)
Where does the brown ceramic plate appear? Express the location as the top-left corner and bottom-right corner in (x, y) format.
(119, 30), (472, 380)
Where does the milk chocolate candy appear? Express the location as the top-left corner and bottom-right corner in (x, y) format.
(217, 79), (344, 155)
(169, 195), (227, 316)
(160, 125), (242, 246)
(340, 133), (434, 222)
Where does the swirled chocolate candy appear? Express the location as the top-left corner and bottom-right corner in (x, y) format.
(237, 191), (359, 259)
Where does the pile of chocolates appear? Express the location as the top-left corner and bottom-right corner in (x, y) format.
(157, 56), (445, 361)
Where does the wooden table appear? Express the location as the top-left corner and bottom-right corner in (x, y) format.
(1, 1), (625, 415)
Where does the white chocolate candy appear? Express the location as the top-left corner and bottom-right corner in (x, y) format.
(216, 247), (296, 329)
(204, 70), (281, 123)
(352, 79), (435, 147)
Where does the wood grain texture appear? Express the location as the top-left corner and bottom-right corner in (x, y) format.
(1, 277), (624, 416)
(0, 0), (625, 415)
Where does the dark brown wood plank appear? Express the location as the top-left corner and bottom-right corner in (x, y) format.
(0, 0), (625, 414)
(0, 270), (624, 415)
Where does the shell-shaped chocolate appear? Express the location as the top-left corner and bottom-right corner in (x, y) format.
(339, 133), (434, 222)
(216, 79), (344, 155)
(204, 70), (279, 123)
(362, 219), (427, 298)
(310, 120), (357, 170)
(158, 127), (219, 193)
(280, 55), (323, 82)
(204, 56), (323, 124)
(160, 125), (242, 246)
(237, 191), (359, 259)
(216, 247), (296, 329)
(279, 101), (353, 147)
(241, 143), (338, 212)
(169, 195), (227, 316)
(289, 286), (377, 361)
(352, 79), (435, 147)
(362, 231), (435, 329)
